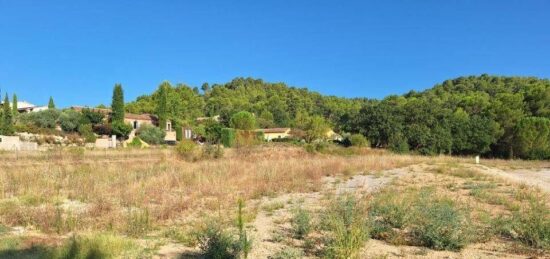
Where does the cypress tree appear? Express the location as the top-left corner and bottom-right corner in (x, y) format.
(12, 94), (18, 115)
(48, 96), (56, 109)
(111, 84), (125, 123)
(156, 82), (169, 130)
(1, 94), (14, 135)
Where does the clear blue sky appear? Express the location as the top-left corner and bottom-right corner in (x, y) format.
(1, 1), (549, 108)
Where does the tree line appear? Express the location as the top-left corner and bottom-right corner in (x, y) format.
(127, 75), (550, 159)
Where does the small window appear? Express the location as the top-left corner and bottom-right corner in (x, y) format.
(166, 122), (172, 131)
(133, 121), (138, 129)
(0, 137), (2, 143)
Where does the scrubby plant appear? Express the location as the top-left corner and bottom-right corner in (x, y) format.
(237, 199), (252, 258)
(197, 223), (239, 259)
(322, 195), (369, 259)
(369, 187), (475, 251)
(59, 109), (83, 132)
(93, 124), (112, 136)
(111, 122), (133, 140)
(349, 133), (369, 147)
(176, 140), (199, 161)
(19, 109), (60, 129)
(497, 197), (550, 250)
(78, 124), (96, 143)
(291, 207), (311, 239)
(81, 108), (105, 125)
(137, 124), (166, 145)
(221, 128), (236, 148)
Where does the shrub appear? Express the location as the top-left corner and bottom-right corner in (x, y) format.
(81, 108), (105, 125)
(349, 134), (369, 147)
(291, 207), (311, 239)
(137, 124), (166, 145)
(388, 133), (409, 154)
(56, 234), (139, 259)
(235, 130), (263, 148)
(409, 196), (473, 250)
(322, 195), (369, 259)
(112, 122), (133, 139)
(176, 140), (199, 161)
(197, 223), (239, 259)
(59, 110), (83, 132)
(369, 188), (475, 251)
(78, 124), (96, 143)
(19, 109), (60, 129)
(93, 124), (112, 136)
(221, 128), (236, 148)
(498, 198), (550, 249)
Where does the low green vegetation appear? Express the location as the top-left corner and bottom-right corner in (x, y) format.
(369, 187), (475, 251)
(291, 207), (311, 239)
(321, 195), (369, 259)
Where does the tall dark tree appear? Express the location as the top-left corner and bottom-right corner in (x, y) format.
(156, 82), (169, 129)
(1, 94), (14, 135)
(111, 84), (125, 123)
(48, 96), (56, 109)
(12, 94), (18, 115)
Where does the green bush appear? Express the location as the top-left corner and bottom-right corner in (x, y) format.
(137, 124), (166, 145)
(322, 195), (369, 259)
(221, 128), (236, 148)
(59, 110), (83, 132)
(176, 140), (199, 161)
(78, 124), (96, 143)
(349, 134), (369, 147)
(19, 109), (60, 129)
(291, 208), (311, 239)
(112, 122), (133, 139)
(126, 208), (151, 238)
(197, 223), (239, 259)
(498, 198), (550, 250)
(202, 144), (224, 159)
(409, 197), (472, 250)
(81, 108), (105, 125)
(369, 188), (474, 251)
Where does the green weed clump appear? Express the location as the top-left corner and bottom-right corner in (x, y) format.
(126, 208), (151, 238)
(369, 188), (474, 251)
(496, 197), (550, 250)
(321, 195), (369, 259)
(291, 207), (311, 239)
(196, 199), (252, 259)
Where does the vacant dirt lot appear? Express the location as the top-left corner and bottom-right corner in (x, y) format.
(0, 147), (548, 258)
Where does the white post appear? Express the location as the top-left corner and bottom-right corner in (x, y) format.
(475, 155), (480, 164)
(111, 135), (117, 148)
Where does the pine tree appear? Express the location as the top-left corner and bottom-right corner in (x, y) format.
(156, 82), (169, 130)
(111, 84), (125, 123)
(1, 94), (14, 135)
(48, 96), (56, 109)
(12, 94), (18, 115)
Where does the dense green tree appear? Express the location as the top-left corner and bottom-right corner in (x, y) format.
(230, 111), (256, 130)
(48, 96), (56, 109)
(304, 115), (329, 143)
(514, 117), (550, 159)
(156, 82), (169, 129)
(81, 108), (105, 125)
(111, 84), (125, 123)
(1, 94), (14, 135)
(19, 109), (60, 129)
(12, 94), (18, 116)
(112, 121), (133, 139)
(137, 124), (166, 145)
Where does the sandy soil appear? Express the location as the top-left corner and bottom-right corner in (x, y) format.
(474, 164), (550, 193)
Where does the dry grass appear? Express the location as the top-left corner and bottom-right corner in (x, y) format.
(0, 146), (443, 238)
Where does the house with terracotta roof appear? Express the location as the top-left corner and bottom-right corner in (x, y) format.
(70, 106), (177, 142)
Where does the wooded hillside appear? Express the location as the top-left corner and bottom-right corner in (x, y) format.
(126, 75), (550, 159)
